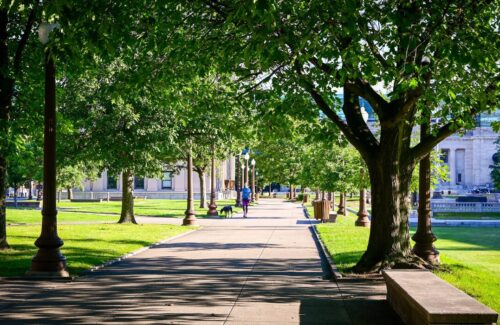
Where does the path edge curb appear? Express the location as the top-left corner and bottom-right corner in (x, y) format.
(79, 228), (200, 277)
(302, 204), (343, 280)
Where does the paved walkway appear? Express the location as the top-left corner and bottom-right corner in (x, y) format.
(0, 200), (400, 324)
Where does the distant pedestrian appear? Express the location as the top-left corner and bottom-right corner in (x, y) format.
(241, 186), (252, 218)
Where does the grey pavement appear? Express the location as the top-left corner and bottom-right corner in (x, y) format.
(0, 199), (400, 324)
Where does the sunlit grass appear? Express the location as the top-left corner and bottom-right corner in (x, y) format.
(7, 209), (115, 224)
(57, 199), (241, 217)
(313, 206), (500, 313)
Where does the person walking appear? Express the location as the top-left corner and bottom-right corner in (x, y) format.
(241, 185), (252, 218)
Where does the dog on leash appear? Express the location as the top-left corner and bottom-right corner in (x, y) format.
(220, 205), (233, 218)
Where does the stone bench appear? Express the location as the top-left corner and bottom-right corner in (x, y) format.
(383, 270), (498, 325)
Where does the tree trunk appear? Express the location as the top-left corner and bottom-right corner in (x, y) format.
(337, 193), (346, 215)
(197, 170), (207, 208)
(269, 183), (272, 196)
(28, 181), (33, 200)
(183, 147), (197, 225)
(67, 187), (72, 200)
(0, 158), (7, 249)
(354, 142), (418, 272)
(14, 186), (18, 207)
(118, 170), (137, 224)
(0, 11), (14, 250)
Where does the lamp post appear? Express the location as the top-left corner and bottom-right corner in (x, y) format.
(355, 106), (370, 226)
(355, 169), (370, 227)
(207, 146), (218, 216)
(243, 152), (249, 186)
(235, 154), (241, 207)
(241, 164), (245, 189)
(183, 144), (197, 225)
(412, 116), (440, 264)
(251, 159), (256, 202)
(255, 171), (259, 201)
(28, 23), (68, 277)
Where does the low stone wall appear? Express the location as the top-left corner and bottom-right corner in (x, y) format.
(72, 191), (232, 200)
(431, 201), (500, 213)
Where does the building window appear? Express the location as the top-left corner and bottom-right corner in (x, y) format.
(440, 149), (449, 164)
(134, 177), (144, 190)
(457, 173), (462, 183)
(161, 171), (172, 189)
(107, 175), (117, 190)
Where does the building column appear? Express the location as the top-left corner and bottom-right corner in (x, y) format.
(449, 148), (456, 186)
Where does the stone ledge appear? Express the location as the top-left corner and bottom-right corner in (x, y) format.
(383, 269), (498, 325)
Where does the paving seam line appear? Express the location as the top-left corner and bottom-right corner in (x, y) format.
(223, 226), (277, 325)
(0, 228), (200, 315)
(79, 228), (200, 277)
(303, 204), (360, 325)
(302, 204), (343, 280)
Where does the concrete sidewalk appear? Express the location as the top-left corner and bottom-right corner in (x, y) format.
(0, 199), (400, 324)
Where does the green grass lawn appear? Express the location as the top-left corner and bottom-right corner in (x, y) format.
(0, 223), (195, 277)
(433, 212), (500, 220)
(57, 199), (241, 217)
(313, 207), (500, 313)
(7, 209), (116, 224)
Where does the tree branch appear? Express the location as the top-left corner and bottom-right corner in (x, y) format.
(309, 57), (335, 75)
(364, 37), (390, 69)
(344, 79), (387, 117)
(13, 1), (39, 74)
(411, 73), (499, 163)
(341, 85), (380, 148)
(294, 64), (377, 160)
(410, 122), (455, 163)
(238, 63), (285, 97)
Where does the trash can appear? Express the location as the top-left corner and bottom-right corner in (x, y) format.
(316, 199), (330, 222)
(312, 200), (320, 220)
(303, 194), (308, 203)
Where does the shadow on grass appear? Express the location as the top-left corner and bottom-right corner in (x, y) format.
(332, 251), (365, 273)
(431, 227), (500, 252)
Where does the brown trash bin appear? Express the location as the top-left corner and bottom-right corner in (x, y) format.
(312, 200), (320, 219)
(317, 199), (330, 222)
(303, 194), (308, 203)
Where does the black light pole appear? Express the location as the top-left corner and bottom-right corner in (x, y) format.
(412, 117), (440, 264)
(243, 152), (249, 186)
(28, 23), (68, 277)
(207, 145), (218, 216)
(251, 159), (256, 202)
(235, 155), (242, 207)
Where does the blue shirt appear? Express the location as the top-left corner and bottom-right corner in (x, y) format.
(242, 187), (251, 200)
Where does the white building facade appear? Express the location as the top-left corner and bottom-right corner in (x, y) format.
(74, 156), (239, 200)
(436, 112), (499, 192)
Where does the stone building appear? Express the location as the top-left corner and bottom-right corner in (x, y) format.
(436, 112), (499, 192)
(74, 156), (240, 200)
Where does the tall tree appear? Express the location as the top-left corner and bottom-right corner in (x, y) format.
(0, 1), (41, 249)
(60, 54), (179, 223)
(191, 1), (499, 271)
